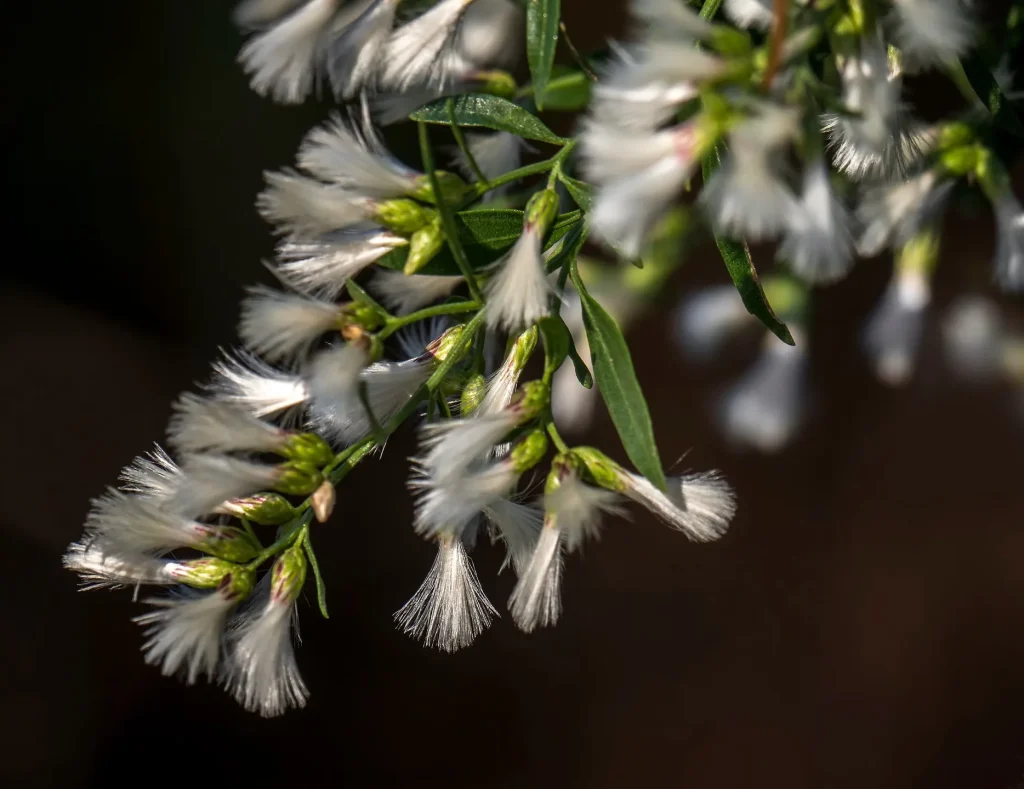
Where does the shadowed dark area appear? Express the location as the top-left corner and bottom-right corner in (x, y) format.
(2, 1), (1023, 787)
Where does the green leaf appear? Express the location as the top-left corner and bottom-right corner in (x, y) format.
(410, 94), (564, 144)
(959, 55), (1024, 138)
(303, 534), (329, 619)
(542, 69), (591, 111)
(567, 341), (593, 389)
(378, 209), (582, 275)
(569, 258), (665, 490)
(538, 315), (571, 381)
(701, 145), (795, 346)
(526, 0), (561, 110)
(557, 171), (593, 212)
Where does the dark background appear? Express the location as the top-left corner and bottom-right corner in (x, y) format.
(2, 1), (1024, 787)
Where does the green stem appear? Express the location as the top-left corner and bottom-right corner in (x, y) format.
(418, 121), (485, 302)
(245, 511), (312, 570)
(699, 0), (724, 20)
(378, 299), (481, 340)
(546, 420), (570, 453)
(448, 97), (489, 185)
(468, 143), (576, 201)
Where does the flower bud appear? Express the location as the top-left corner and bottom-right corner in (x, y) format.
(426, 324), (468, 362)
(571, 446), (627, 493)
(372, 199), (433, 235)
(937, 122), (975, 151)
(512, 325), (539, 369)
(281, 433), (334, 467)
(471, 69), (517, 99)
(217, 493), (296, 526)
(192, 525), (261, 563)
(460, 373), (487, 416)
(411, 171), (472, 205)
(271, 543), (307, 604)
(524, 189), (559, 235)
(219, 566), (257, 602)
(545, 451), (586, 494)
(510, 380), (550, 422)
(939, 144), (979, 177)
(167, 557), (244, 589)
(310, 479), (336, 523)
(509, 428), (549, 474)
(274, 461), (324, 496)
(404, 217), (445, 274)
(339, 302), (386, 335)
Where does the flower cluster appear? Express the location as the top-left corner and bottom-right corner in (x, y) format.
(65, 0), (1023, 715)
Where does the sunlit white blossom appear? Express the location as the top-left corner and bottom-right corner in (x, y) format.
(325, 0), (399, 99)
(257, 169), (376, 238)
(484, 227), (551, 332)
(169, 455), (283, 519)
(168, 393), (289, 456)
(890, 0), (974, 68)
(63, 540), (196, 590)
(723, 0), (773, 29)
(484, 498), (543, 574)
(862, 267), (931, 386)
(618, 470), (736, 542)
(306, 342), (371, 437)
(508, 523), (562, 632)
(780, 162), (855, 284)
(206, 349), (310, 421)
(239, 286), (342, 362)
(118, 445), (184, 502)
(275, 230), (408, 298)
(856, 169), (949, 257)
(379, 0), (477, 92)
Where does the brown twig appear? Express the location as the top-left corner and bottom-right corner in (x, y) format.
(559, 21), (597, 81)
(761, 0), (790, 90)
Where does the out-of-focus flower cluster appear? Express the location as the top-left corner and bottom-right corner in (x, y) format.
(65, 0), (1022, 716)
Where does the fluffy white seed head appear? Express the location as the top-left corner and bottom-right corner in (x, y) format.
(484, 229), (551, 333)
(238, 0), (340, 104)
(239, 286), (343, 363)
(394, 535), (497, 652)
(723, 0), (773, 29)
(823, 114), (936, 182)
(416, 411), (519, 482)
(136, 589), (240, 685)
(862, 267), (931, 386)
(546, 473), (626, 552)
(118, 446), (183, 503)
(779, 162), (855, 284)
(856, 170), (948, 257)
(994, 196), (1024, 292)
(631, 0), (714, 39)
(275, 231), (408, 298)
(379, 0), (476, 92)
(84, 490), (210, 555)
(168, 393), (288, 456)
(325, 0), (399, 99)
(456, 0), (522, 69)
(580, 120), (681, 184)
(508, 523), (562, 633)
(225, 598), (308, 717)
(721, 338), (808, 453)
(701, 147), (797, 242)
(484, 498), (543, 575)
(63, 539), (187, 590)
(890, 0), (974, 68)
(168, 455), (282, 519)
(411, 461), (518, 538)
(206, 350), (310, 421)
(370, 269), (463, 315)
(620, 470), (735, 542)
(306, 342), (371, 438)
(258, 169), (375, 238)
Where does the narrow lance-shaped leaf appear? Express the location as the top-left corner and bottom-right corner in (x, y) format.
(526, 0), (561, 110)
(701, 145), (795, 346)
(569, 258), (666, 491)
(557, 171), (593, 212)
(538, 315), (571, 380)
(410, 94), (565, 144)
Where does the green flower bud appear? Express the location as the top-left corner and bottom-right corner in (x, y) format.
(512, 326), (539, 369)
(939, 144), (979, 177)
(545, 452), (586, 494)
(896, 229), (941, 276)
(524, 189), (559, 235)
(219, 566), (257, 602)
(274, 461), (324, 496)
(411, 171), (472, 205)
(937, 122), (974, 151)
(472, 69), (517, 99)
(509, 428), (549, 474)
(193, 525), (261, 563)
(460, 373), (487, 416)
(372, 199), (433, 234)
(340, 301), (386, 334)
(426, 323), (467, 362)
(404, 217), (445, 274)
(219, 493), (296, 526)
(511, 380), (550, 422)
(168, 557), (243, 589)
(271, 542), (308, 604)
(281, 433), (334, 467)
(571, 446), (627, 493)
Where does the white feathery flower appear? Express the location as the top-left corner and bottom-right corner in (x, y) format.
(580, 118), (683, 184)
(238, 286), (342, 363)
(942, 297), (1005, 377)
(379, 0), (477, 92)
(411, 460), (518, 537)
(779, 162), (855, 284)
(275, 230), (408, 298)
(257, 169), (376, 238)
(618, 470), (735, 542)
(85, 490), (241, 556)
(545, 473), (625, 552)
(298, 115), (418, 196)
(630, 0), (714, 39)
(483, 227), (551, 332)
(890, 0), (974, 68)
(721, 337), (808, 453)
(169, 455), (283, 519)
(823, 116), (935, 182)
(478, 348), (524, 417)
(834, 42), (900, 154)
(206, 349), (310, 421)
(234, 0), (306, 29)
(484, 498), (543, 574)
(306, 342), (371, 438)
(416, 411), (519, 482)
(118, 445), (183, 502)
(856, 169), (949, 257)
(508, 523), (562, 633)
(723, 0), (773, 29)
(862, 267), (931, 386)
(168, 393), (289, 456)
(325, 0), (399, 99)
(993, 195), (1024, 292)
(238, 0), (340, 104)
(226, 597), (307, 717)
(63, 539), (195, 590)
(136, 587), (242, 685)
(673, 284), (751, 360)
(456, 0), (522, 69)
(369, 269), (463, 315)
(394, 534), (497, 652)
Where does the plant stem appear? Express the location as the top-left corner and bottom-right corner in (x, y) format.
(559, 21), (597, 81)
(378, 299), (481, 340)
(418, 121), (485, 302)
(546, 421), (570, 453)
(447, 97), (489, 185)
(761, 0), (790, 90)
